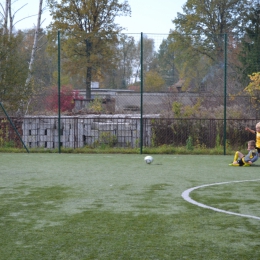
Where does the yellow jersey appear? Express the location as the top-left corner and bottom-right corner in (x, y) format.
(256, 131), (260, 148)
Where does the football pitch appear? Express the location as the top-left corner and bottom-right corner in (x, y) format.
(1, 153), (260, 259)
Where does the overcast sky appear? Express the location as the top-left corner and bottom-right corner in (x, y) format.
(11, 0), (186, 33)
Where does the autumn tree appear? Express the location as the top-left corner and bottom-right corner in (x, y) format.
(243, 72), (260, 116)
(170, 0), (252, 94)
(47, 0), (131, 98)
(244, 72), (260, 94)
(239, 0), (260, 84)
(144, 70), (165, 92)
(172, 0), (249, 61)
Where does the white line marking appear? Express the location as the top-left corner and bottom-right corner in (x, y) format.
(182, 179), (260, 220)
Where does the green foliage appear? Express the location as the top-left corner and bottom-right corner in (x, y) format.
(169, 0), (253, 95)
(144, 70), (165, 92)
(157, 36), (178, 86)
(151, 126), (157, 147)
(150, 118), (248, 151)
(238, 2), (260, 83)
(93, 132), (117, 148)
(0, 30), (55, 115)
(0, 140), (15, 148)
(243, 72), (260, 113)
(215, 133), (221, 148)
(172, 102), (182, 117)
(172, 100), (203, 118)
(239, 35), (260, 84)
(0, 33), (30, 112)
(172, 0), (247, 60)
(100, 132), (117, 148)
(87, 98), (104, 113)
(0, 119), (15, 148)
(186, 136), (194, 151)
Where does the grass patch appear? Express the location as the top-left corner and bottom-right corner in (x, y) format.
(0, 144), (235, 155)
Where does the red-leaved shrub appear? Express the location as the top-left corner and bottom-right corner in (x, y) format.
(45, 85), (83, 112)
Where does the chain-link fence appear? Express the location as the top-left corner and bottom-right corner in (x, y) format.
(0, 116), (258, 151)
(0, 31), (259, 151)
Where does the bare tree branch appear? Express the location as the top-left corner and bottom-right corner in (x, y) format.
(25, 0), (43, 88)
(12, 14), (38, 28)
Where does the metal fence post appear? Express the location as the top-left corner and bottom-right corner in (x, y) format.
(140, 32), (143, 154)
(223, 33), (227, 155)
(58, 31), (61, 153)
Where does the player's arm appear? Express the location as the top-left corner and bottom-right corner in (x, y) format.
(245, 127), (256, 134)
(244, 150), (258, 163)
(250, 153), (258, 163)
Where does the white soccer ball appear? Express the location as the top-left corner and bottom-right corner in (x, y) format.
(144, 155), (153, 164)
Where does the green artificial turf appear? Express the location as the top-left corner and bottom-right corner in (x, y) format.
(1, 153), (260, 259)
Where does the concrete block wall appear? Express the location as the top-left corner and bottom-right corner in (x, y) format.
(22, 115), (159, 149)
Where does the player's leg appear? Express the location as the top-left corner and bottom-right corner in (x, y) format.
(233, 151), (244, 162)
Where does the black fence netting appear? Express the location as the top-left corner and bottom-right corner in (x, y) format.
(0, 117), (258, 151)
(0, 31), (259, 150)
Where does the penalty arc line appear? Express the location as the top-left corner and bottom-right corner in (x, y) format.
(181, 179), (260, 221)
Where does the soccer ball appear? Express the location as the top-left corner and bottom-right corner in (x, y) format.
(144, 155), (153, 164)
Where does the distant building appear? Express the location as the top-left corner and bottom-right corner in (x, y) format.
(91, 82), (99, 89)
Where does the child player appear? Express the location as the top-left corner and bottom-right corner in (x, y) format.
(245, 122), (260, 154)
(230, 140), (258, 166)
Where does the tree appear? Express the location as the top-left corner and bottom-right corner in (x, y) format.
(25, 0), (44, 87)
(0, 1), (48, 114)
(0, 1), (40, 35)
(19, 0), (45, 115)
(244, 72), (260, 93)
(116, 34), (137, 89)
(130, 34), (157, 85)
(0, 33), (29, 113)
(137, 35), (156, 72)
(144, 70), (165, 92)
(169, 0), (252, 94)
(1, 0), (9, 35)
(47, 0), (131, 98)
(101, 34), (137, 89)
(172, 0), (249, 62)
(0, 0), (14, 35)
(16, 29), (59, 114)
(157, 35), (178, 87)
(243, 72), (260, 116)
(239, 1), (260, 83)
